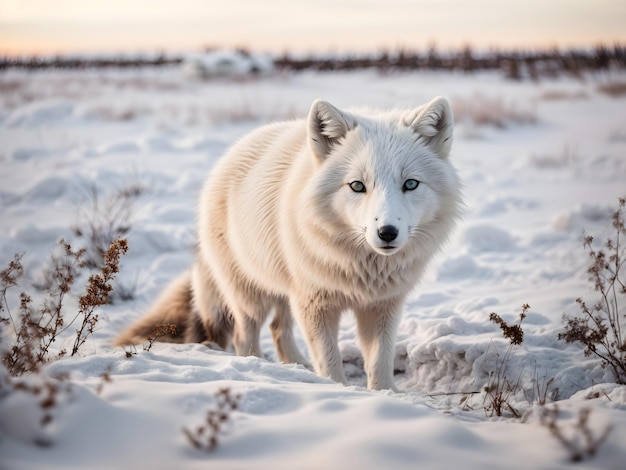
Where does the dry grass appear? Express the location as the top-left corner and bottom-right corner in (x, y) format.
(453, 95), (537, 128)
(529, 366), (558, 406)
(539, 89), (588, 101)
(528, 146), (580, 169)
(73, 183), (142, 270)
(597, 81), (626, 97)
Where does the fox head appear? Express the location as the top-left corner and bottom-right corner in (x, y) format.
(305, 97), (460, 257)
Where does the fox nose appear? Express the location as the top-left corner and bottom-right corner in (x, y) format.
(377, 225), (399, 243)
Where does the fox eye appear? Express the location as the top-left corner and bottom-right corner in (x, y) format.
(403, 179), (419, 191)
(349, 181), (366, 193)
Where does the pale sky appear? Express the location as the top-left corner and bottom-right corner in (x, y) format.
(1, 0), (625, 56)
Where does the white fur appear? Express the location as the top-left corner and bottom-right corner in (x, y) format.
(115, 97), (462, 391)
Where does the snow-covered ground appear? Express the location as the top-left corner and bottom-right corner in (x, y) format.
(1, 66), (625, 469)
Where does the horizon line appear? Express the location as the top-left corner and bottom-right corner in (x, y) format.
(2, 41), (626, 60)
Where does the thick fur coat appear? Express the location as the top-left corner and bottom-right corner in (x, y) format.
(115, 97), (462, 390)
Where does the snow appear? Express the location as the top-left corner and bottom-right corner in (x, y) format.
(1, 66), (626, 469)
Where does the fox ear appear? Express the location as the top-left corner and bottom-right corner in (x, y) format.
(308, 99), (355, 162)
(405, 96), (454, 158)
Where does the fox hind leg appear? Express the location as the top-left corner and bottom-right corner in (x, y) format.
(270, 299), (310, 366)
(189, 262), (234, 349)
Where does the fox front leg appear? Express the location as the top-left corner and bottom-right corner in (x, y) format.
(354, 298), (403, 391)
(292, 296), (346, 385)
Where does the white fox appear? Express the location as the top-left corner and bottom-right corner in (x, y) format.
(115, 97), (462, 390)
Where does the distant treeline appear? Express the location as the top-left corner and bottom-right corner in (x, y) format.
(2, 44), (625, 79)
(0, 54), (179, 70)
(275, 44), (626, 79)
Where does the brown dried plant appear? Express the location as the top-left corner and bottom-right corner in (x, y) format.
(3, 371), (72, 446)
(71, 238), (128, 356)
(538, 405), (612, 463)
(144, 323), (178, 351)
(96, 365), (113, 395)
(183, 387), (242, 452)
(489, 305), (527, 346)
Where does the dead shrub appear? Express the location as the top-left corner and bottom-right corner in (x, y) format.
(71, 238), (128, 356)
(0, 238), (128, 374)
(558, 196), (626, 384)
(1, 241), (84, 375)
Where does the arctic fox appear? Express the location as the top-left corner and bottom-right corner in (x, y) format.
(115, 97), (462, 390)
